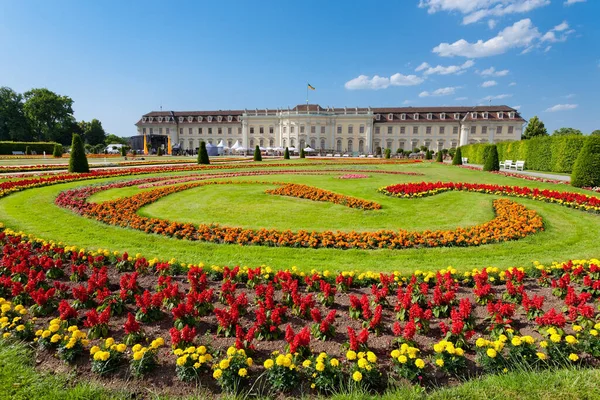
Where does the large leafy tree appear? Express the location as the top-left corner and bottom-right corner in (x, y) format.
(552, 127), (583, 136)
(591, 130), (600, 136)
(0, 87), (31, 141)
(23, 88), (75, 144)
(83, 119), (106, 145)
(105, 134), (129, 145)
(523, 116), (548, 140)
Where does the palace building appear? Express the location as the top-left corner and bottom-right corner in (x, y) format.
(134, 104), (525, 154)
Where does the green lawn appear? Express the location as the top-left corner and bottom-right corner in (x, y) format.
(0, 162), (598, 273)
(1, 340), (599, 400)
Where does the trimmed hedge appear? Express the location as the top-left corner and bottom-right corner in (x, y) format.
(571, 136), (600, 188)
(0, 141), (58, 155)
(462, 135), (588, 173)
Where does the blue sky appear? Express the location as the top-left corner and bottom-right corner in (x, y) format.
(1, 0), (598, 136)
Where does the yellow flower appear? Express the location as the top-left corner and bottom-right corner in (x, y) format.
(569, 353), (579, 362)
(522, 336), (535, 345)
(366, 351), (377, 363)
(565, 335), (578, 345)
(346, 350), (357, 361)
(219, 359), (230, 370)
(133, 351), (144, 361)
(49, 324), (60, 333)
(50, 334), (61, 343)
(238, 368), (248, 377)
(151, 337), (165, 348)
(540, 340), (548, 348)
(476, 338), (488, 348)
(213, 369), (222, 379)
(173, 348), (184, 356)
(16, 325), (25, 332)
(415, 359), (425, 369)
(536, 352), (547, 360)
(264, 359), (274, 369)
(116, 343), (127, 352)
(391, 349), (400, 358)
(486, 348), (497, 358)
(330, 358), (340, 367)
(227, 346), (236, 356)
(105, 337), (115, 348)
(90, 345), (101, 355)
(315, 362), (325, 372)
(197, 345), (206, 354)
(550, 334), (561, 343)
(132, 344), (142, 353)
(455, 348), (464, 357)
(435, 358), (444, 367)
(398, 355), (408, 364)
(352, 371), (363, 382)
(590, 330), (598, 337)
(511, 337), (522, 346)
(433, 343), (444, 353)
(302, 359), (311, 368)
(94, 351), (110, 361)
(176, 355), (188, 366)
(357, 358), (368, 369)
(246, 357), (253, 367)
(572, 325), (583, 332)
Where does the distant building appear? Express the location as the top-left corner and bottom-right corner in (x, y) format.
(134, 105), (525, 153)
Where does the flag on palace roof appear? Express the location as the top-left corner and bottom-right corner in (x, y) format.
(307, 83), (315, 90)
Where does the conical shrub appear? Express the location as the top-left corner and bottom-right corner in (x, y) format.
(284, 147), (290, 159)
(452, 147), (463, 165)
(300, 148), (305, 159)
(483, 144), (500, 171)
(571, 136), (600, 188)
(198, 141), (210, 164)
(68, 134), (89, 173)
(52, 144), (63, 158)
(436, 151), (443, 162)
(254, 145), (262, 161)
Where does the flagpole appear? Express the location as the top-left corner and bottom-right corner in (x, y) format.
(306, 82), (309, 104)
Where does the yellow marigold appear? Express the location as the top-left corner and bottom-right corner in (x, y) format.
(246, 357), (253, 367)
(264, 359), (274, 369)
(435, 358), (444, 367)
(238, 368), (247, 377)
(366, 352), (377, 363)
(330, 358), (340, 367)
(565, 335), (578, 345)
(227, 346), (236, 356)
(116, 343), (127, 353)
(176, 355), (188, 366)
(433, 343), (444, 353)
(511, 337), (522, 346)
(455, 347), (464, 357)
(219, 359), (230, 370)
(302, 359), (311, 368)
(90, 345), (101, 355)
(94, 351), (110, 362)
(16, 325), (25, 332)
(594, 323), (600, 330)
(50, 334), (61, 343)
(315, 362), (325, 372)
(357, 358), (368, 369)
(398, 355), (408, 364)
(197, 345), (206, 355)
(536, 352), (547, 360)
(132, 344), (142, 353)
(475, 338), (488, 348)
(213, 369), (222, 379)
(105, 338), (115, 348)
(151, 337), (165, 348)
(391, 349), (400, 358)
(590, 330), (598, 337)
(49, 324), (60, 333)
(486, 348), (498, 358)
(569, 353), (579, 362)
(498, 334), (508, 343)
(173, 348), (184, 356)
(415, 359), (425, 369)
(352, 371), (363, 382)
(522, 336), (535, 345)
(346, 350), (357, 361)
(550, 334), (561, 343)
(572, 325), (583, 333)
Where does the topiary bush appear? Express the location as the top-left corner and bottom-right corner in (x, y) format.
(68, 134), (89, 173)
(52, 144), (63, 158)
(436, 151), (443, 162)
(384, 148), (391, 159)
(452, 147), (463, 165)
(375, 147), (382, 156)
(300, 148), (305, 159)
(483, 144), (500, 171)
(284, 147), (290, 160)
(425, 150), (432, 160)
(198, 141), (210, 164)
(120, 146), (128, 157)
(253, 145), (262, 161)
(25, 146), (31, 155)
(571, 136), (600, 188)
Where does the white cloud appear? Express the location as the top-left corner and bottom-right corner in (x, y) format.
(565, 93), (576, 99)
(564, 0), (586, 5)
(512, 105), (522, 110)
(344, 73), (424, 90)
(541, 21), (574, 43)
(419, 0), (550, 25)
(455, 97), (469, 101)
(544, 45), (552, 52)
(553, 21), (569, 32)
(488, 19), (497, 29)
(479, 66), (510, 76)
(419, 86), (460, 97)
(545, 103), (578, 112)
(414, 60), (475, 75)
(482, 94), (513, 101)
(403, 100), (413, 105)
(433, 19), (540, 58)
(481, 80), (498, 87)
(509, 82), (517, 86)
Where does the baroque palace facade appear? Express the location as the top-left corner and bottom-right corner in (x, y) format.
(134, 104), (525, 154)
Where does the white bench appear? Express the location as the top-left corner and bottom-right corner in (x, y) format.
(342, 154), (350, 157)
(500, 160), (513, 170)
(326, 153), (333, 157)
(367, 154), (374, 158)
(359, 154), (366, 158)
(334, 153), (341, 157)
(462, 157), (468, 164)
(12, 151), (25, 155)
(511, 160), (525, 171)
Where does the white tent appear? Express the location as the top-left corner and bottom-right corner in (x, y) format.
(303, 146), (316, 152)
(217, 140), (225, 147)
(259, 146), (266, 151)
(231, 140), (241, 150)
(288, 147), (296, 152)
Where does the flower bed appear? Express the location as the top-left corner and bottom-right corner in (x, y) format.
(338, 174), (369, 179)
(55, 179), (543, 250)
(379, 181), (600, 214)
(266, 183), (381, 210)
(0, 226), (598, 396)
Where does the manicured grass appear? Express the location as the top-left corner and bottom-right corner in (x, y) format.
(0, 162), (598, 273)
(2, 339), (599, 400)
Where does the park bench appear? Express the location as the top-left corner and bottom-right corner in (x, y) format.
(511, 160), (525, 171)
(11, 151), (25, 155)
(334, 153), (341, 157)
(342, 154), (349, 157)
(326, 153), (333, 157)
(500, 160), (513, 170)
(359, 154), (366, 158)
(462, 157), (468, 164)
(367, 154), (374, 158)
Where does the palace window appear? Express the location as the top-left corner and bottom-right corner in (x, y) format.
(259, 127), (264, 134)
(440, 113), (446, 120)
(414, 113), (419, 120)
(401, 113), (406, 120)
(509, 112), (515, 119)
(228, 140), (232, 147)
(427, 113), (432, 120)
(359, 140), (364, 153)
(290, 126), (295, 133)
(337, 125), (342, 134)
(180, 128), (183, 135)
(158, 128), (163, 134)
(270, 138), (274, 147)
(149, 128), (153, 134)
(387, 126), (393, 134)
(198, 116), (203, 122)
(199, 127), (203, 134)
(482, 126), (488, 134)
(320, 139), (325, 149)
(310, 138), (316, 148)
(336, 140), (342, 152)
(218, 127), (222, 134)
(483, 112), (489, 119)
(207, 116), (213, 122)
(269, 126), (274, 134)
(142, 117), (147, 123)
(311, 126), (316, 134)
(217, 116), (223, 122)
(227, 116), (233, 122)
(348, 125), (353, 134)
(388, 113), (393, 120)
(471, 126), (477, 134)
(375, 114), (381, 121)
(387, 140), (393, 149)
(471, 112), (477, 119)
(238, 127), (242, 134)
(179, 117), (184, 123)
(399, 126), (406, 134)
(188, 116), (193, 123)
(497, 126), (503, 134)
(508, 126), (514, 134)
(359, 125), (365, 134)
(158, 117), (163, 123)
(453, 126), (458, 134)
(142, 128), (146, 134)
(283, 126), (287, 133)
(440, 126), (445, 134)
(426, 126), (432, 134)
(300, 125), (305, 133)
(498, 112), (504, 119)
(320, 126), (325, 134)
(413, 126), (418, 134)
(250, 127), (255, 134)
(207, 127), (213, 134)
(259, 139), (264, 147)
(375, 127), (380, 134)
(454, 113), (460, 120)
(188, 128), (192, 135)
(228, 127), (232, 135)
(250, 139), (254, 147)
(291, 138), (295, 146)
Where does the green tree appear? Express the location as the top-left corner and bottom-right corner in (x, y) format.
(68, 133), (89, 173)
(23, 88), (75, 144)
(52, 143), (63, 158)
(523, 116), (548, 140)
(425, 150), (432, 160)
(198, 141), (210, 164)
(299, 148), (305, 158)
(253, 145), (262, 161)
(384, 148), (391, 159)
(483, 145), (500, 171)
(83, 119), (106, 145)
(552, 127), (583, 136)
(0, 87), (31, 141)
(591, 130), (600, 136)
(571, 136), (600, 188)
(452, 147), (463, 165)
(105, 134), (129, 145)
(25, 146), (31, 155)
(436, 151), (443, 162)
(284, 147), (290, 159)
